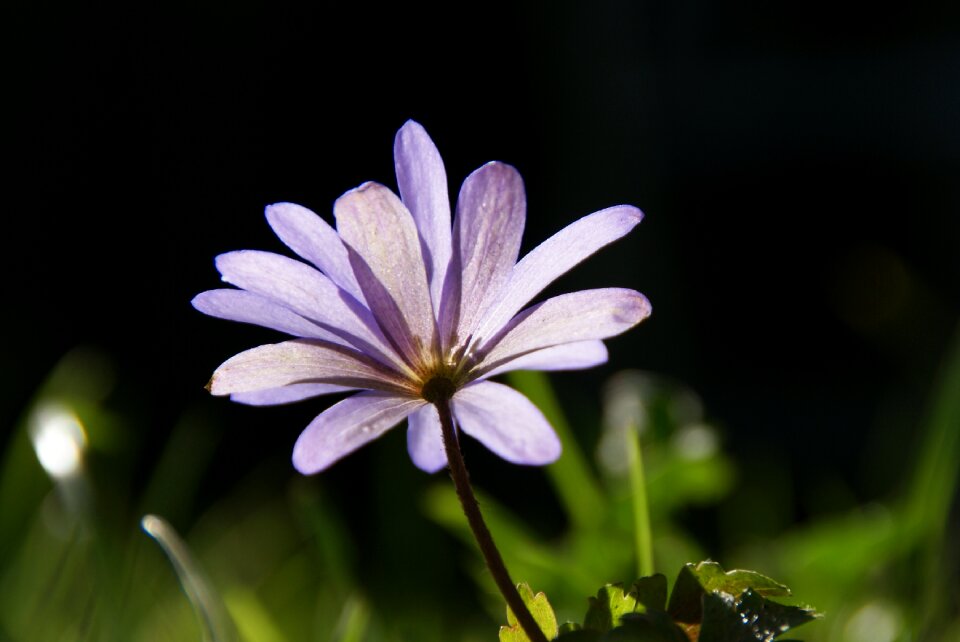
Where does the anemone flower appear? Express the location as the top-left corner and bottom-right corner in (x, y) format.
(193, 120), (650, 475)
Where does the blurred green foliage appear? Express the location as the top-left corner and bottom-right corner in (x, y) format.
(0, 327), (957, 641)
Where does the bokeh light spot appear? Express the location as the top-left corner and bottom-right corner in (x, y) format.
(29, 403), (87, 479)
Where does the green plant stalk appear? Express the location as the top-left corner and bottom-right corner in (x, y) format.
(435, 396), (549, 642)
(628, 423), (654, 578)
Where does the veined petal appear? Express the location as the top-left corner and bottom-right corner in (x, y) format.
(231, 383), (356, 406)
(335, 182), (438, 368)
(293, 392), (425, 474)
(452, 381), (561, 465)
(479, 340), (608, 379)
(406, 404), (447, 473)
(394, 120), (452, 308)
(216, 250), (408, 373)
(265, 202), (365, 302)
(192, 289), (348, 345)
(475, 288), (650, 376)
(440, 162), (525, 350)
(207, 340), (409, 396)
(473, 205), (643, 343)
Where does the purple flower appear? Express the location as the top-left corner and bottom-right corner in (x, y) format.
(193, 121), (650, 474)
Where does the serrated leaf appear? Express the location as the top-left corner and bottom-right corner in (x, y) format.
(584, 584), (641, 632)
(556, 630), (602, 642)
(500, 583), (559, 642)
(599, 627), (661, 642)
(698, 589), (820, 642)
(632, 574), (668, 611)
(690, 562), (790, 598)
(609, 611), (692, 642)
(667, 565), (710, 625)
(667, 562), (790, 625)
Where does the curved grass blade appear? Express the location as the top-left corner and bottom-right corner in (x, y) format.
(141, 514), (237, 642)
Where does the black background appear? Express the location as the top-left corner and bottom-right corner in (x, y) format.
(5, 0), (959, 555)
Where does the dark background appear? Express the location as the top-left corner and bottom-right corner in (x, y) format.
(5, 0), (959, 568)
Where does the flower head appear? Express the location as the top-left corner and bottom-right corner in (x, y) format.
(193, 121), (650, 474)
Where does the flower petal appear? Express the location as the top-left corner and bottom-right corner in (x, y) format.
(452, 381), (561, 465)
(479, 340), (608, 379)
(293, 392), (425, 474)
(334, 182), (438, 367)
(192, 289), (348, 344)
(231, 383), (356, 406)
(406, 404), (447, 473)
(473, 205), (643, 343)
(207, 340), (409, 396)
(264, 202), (365, 302)
(215, 250), (408, 372)
(440, 162), (525, 350)
(475, 288), (650, 376)
(394, 120), (452, 308)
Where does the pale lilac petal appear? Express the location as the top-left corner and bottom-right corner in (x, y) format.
(292, 392), (425, 474)
(473, 205), (643, 343)
(192, 289), (348, 345)
(216, 250), (356, 327)
(439, 162), (525, 349)
(394, 120), (452, 308)
(452, 381), (561, 465)
(265, 202), (365, 302)
(475, 289), (651, 376)
(334, 182), (438, 366)
(231, 383), (356, 406)
(479, 340), (608, 379)
(208, 340), (410, 396)
(406, 404), (447, 473)
(216, 250), (408, 372)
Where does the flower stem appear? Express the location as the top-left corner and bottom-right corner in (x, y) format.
(435, 397), (549, 642)
(627, 422), (654, 578)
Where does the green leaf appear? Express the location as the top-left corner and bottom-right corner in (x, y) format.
(599, 627), (660, 642)
(698, 589), (820, 642)
(556, 630), (602, 642)
(632, 574), (668, 611)
(500, 583), (559, 642)
(584, 584), (640, 632)
(667, 562), (790, 625)
(692, 561), (790, 597)
(666, 564), (710, 625)
(610, 611), (692, 642)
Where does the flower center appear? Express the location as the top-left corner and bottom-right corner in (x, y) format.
(420, 375), (456, 404)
